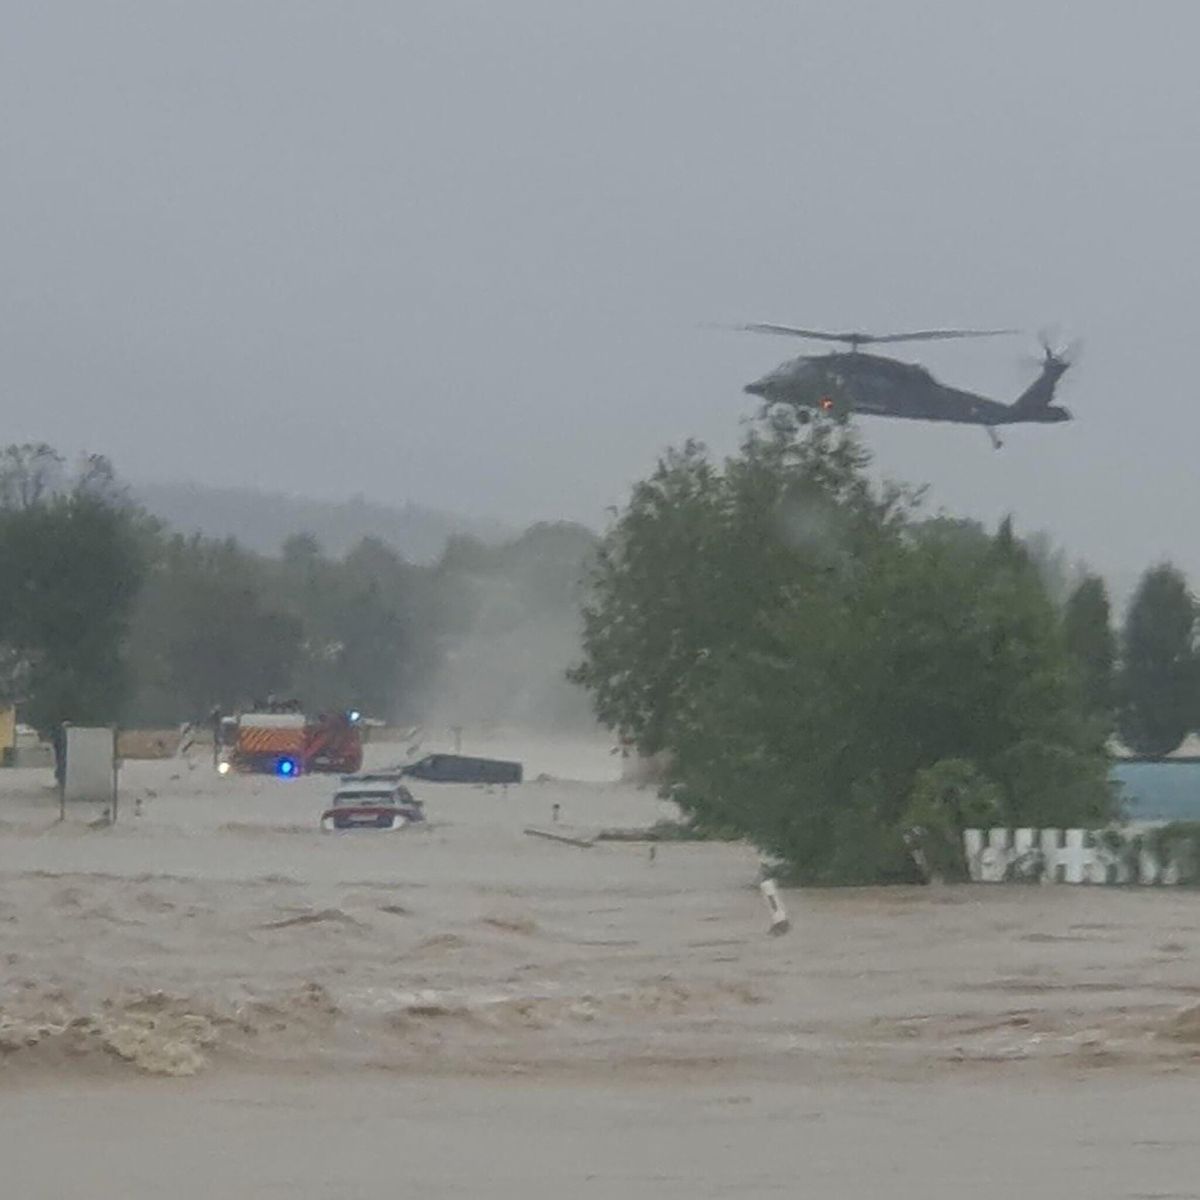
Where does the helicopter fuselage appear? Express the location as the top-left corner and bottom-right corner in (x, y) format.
(744, 351), (1070, 427)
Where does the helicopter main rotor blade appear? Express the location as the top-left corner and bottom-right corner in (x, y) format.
(867, 328), (1019, 344)
(736, 324), (1018, 345)
(736, 323), (863, 341)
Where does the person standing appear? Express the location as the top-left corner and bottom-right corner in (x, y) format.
(209, 706), (222, 768)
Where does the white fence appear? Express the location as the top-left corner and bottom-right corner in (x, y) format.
(963, 827), (1180, 885)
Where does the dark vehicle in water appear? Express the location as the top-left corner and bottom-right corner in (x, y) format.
(402, 753), (522, 785)
(320, 776), (425, 831)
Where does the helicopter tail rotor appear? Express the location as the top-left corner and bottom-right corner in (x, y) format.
(1012, 329), (1077, 419)
(1021, 328), (1080, 372)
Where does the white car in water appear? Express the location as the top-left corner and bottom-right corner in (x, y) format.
(320, 774), (425, 832)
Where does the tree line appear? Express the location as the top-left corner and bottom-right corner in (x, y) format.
(0, 443), (597, 739)
(570, 411), (1200, 883)
(4, 428), (1198, 886)
(1059, 560), (1200, 759)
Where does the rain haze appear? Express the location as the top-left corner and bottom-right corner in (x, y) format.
(2, 2), (1197, 582)
(10, 9), (1200, 1195)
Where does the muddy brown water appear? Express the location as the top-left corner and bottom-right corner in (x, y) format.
(4, 735), (1200, 1196)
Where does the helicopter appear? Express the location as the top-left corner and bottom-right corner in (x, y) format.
(737, 325), (1072, 448)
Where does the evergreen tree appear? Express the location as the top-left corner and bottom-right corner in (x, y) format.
(1118, 563), (1198, 757)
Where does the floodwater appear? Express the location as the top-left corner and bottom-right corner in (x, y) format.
(7, 1072), (1200, 1199)
(3, 729), (1200, 1197)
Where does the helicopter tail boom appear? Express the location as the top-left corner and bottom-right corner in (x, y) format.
(1010, 346), (1071, 421)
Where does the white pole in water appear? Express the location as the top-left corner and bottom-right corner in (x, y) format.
(759, 879), (791, 936)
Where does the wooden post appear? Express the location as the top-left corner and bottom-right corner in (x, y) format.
(110, 725), (119, 825)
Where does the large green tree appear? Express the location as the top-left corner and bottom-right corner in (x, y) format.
(1118, 563), (1198, 757)
(572, 414), (1113, 883)
(0, 445), (145, 749)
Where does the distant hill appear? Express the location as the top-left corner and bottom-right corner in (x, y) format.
(135, 481), (513, 562)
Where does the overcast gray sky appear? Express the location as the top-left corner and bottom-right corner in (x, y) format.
(2, 2), (1197, 589)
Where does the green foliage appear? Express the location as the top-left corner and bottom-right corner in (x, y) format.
(572, 414), (1116, 884)
(902, 759), (1004, 881)
(1063, 574), (1115, 722)
(1146, 822), (1200, 885)
(569, 439), (730, 755)
(0, 448), (144, 738)
(1117, 563), (1199, 757)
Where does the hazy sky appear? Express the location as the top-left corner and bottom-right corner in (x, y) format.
(3, 2), (1198, 590)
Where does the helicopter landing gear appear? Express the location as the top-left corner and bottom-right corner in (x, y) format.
(985, 427), (1003, 450)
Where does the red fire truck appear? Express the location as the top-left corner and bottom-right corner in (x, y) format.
(219, 707), (363, 777)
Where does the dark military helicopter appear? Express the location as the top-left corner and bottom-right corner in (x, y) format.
(738, 324), (1072, 448)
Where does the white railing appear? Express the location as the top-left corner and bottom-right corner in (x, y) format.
(962, 827), (1180, 885)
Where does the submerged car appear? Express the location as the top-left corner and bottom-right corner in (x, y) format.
(320, 776), (425, 831)
(401, 753), (522, 784)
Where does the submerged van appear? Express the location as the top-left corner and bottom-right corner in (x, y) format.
(401, 753), (522, 785)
